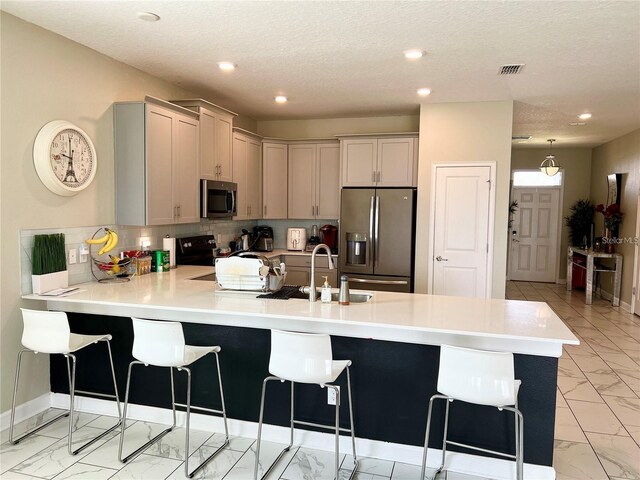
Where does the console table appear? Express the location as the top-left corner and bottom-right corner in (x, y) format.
(567, 247), (622, 306)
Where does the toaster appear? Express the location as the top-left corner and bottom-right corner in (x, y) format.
(287, 228), (307, 251)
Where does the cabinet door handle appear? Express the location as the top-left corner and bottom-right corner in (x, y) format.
(377, 171), (381, 183)
(435, 256), (449, 262)
(371, 171), (375, 183)
(264, 205), (267, 216)
(178, 205), (181, 218)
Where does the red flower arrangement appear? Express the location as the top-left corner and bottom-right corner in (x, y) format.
(595, 203), (624, 231)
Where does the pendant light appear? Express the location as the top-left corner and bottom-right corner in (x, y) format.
(540, 139), (560, 176)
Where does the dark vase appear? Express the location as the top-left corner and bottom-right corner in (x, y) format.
(604, 228), (615, 253)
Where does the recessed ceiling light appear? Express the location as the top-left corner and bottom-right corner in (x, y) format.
(404, 49), (425, 60)
(274, 95), (288, 104)
(217, 62), (236, 72)
(417, 88), (431, 96)
(578, 113), (592, 120)
(137, 12), (160, 22)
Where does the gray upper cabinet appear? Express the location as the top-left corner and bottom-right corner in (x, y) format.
(170, 99), (236, 182)
(262, 142), (288, 219)
(115, 96), (200, 226)
(340, 135), (418, 187)
(288, 142), (340, 219)
(233, 130), (262, 220)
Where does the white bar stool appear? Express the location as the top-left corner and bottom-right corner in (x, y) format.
(9, 308), (121, 455)
(254, 329), (358, 480)
(420, 345), (524, 480)
(118, 318), (228, 478)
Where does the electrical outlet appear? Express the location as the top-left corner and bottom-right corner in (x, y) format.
(79, 243), (89, 263)
(327, 385), (340, 406)
(68, 248), (77, 265)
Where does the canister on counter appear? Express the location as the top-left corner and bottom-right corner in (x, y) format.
(151, 250), (170, 272)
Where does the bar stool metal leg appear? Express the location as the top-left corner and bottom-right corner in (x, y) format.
(436, 398), (451, 474)
(420, 394), (448, 480)
(214, 352), (229, 440)
(346, 366), (357, 464)
(502, 406), (524, 480)
(254, 376), (290, 480)
(10, 340), (121, 455)
(177, 356), (230, 478)
(10, 350), (69, 444)
(119, 361), (176, 464)
(67, 340), (122, 455)
(329, 385), (340, 480)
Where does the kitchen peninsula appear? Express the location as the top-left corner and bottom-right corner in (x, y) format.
(23, 265), (578, 478)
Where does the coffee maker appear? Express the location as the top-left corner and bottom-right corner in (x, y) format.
(320, 225), (338, 253)
(253, 226), (274, 252)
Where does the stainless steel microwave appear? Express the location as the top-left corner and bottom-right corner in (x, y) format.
(201, 180), (236, 219)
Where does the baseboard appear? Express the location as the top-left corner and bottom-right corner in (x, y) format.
(50, 393), (555, 480)
(598, 290), (632, 313)
(557, 278), (567, 285)
(0, 392), (52, 433)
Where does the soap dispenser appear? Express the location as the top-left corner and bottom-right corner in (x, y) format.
(321, 276), (332, 303)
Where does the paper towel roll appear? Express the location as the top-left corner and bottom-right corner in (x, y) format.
(163, 236), (176, 268)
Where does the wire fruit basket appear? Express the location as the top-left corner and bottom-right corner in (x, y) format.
(88, 227), (132, 283)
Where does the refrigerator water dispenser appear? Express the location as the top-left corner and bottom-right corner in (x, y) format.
(346, 233), (368, 265)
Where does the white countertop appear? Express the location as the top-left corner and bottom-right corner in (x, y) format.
(23, 266), (577, 357)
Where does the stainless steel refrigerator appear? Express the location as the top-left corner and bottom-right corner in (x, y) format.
(339, 188), (416, 292)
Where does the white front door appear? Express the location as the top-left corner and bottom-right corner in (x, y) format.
(509, 188), (560, 282)
(432, 166), (492, 298)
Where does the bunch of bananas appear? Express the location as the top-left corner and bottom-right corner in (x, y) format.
(86, 228), (119, 256)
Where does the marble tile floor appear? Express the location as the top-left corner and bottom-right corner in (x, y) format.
(1, 281), (638, 480)
(507, 281), (640, 480)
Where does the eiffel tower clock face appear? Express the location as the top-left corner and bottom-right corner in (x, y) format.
(33, 120), (97, 196)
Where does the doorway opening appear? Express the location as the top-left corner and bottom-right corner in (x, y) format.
(508, 170), (564, 283)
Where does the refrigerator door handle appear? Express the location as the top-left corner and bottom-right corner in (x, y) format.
(374, 196), (380, 265)
(349, 278), (409, 285)
(369, 195), (375, 267)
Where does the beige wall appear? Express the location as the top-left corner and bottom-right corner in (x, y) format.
(257, 115), (419, 139)
(0, 13), (236, 414)
(589, 129), (640, 307)
(415, 101), (514, 298)
(511, 148), (593, 280)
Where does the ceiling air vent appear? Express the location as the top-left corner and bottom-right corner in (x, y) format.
(512, 135), (532, 141)
(499, 64), (525, 75)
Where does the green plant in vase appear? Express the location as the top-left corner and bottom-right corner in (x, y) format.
(32, 233), (68, 293)
(565, 199), (595, 248)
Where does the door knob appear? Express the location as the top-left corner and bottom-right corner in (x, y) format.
(435, 256), (448, 262)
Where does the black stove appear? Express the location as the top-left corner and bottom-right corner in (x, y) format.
(176, 235), (217, 266)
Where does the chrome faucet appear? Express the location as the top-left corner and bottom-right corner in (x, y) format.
(309, 244), (335, 302)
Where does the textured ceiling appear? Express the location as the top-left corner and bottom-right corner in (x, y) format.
(2, 0), (639, 147)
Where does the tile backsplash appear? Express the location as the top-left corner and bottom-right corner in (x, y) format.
(20, 219), (254, 294)
(20, 218), (338, 294)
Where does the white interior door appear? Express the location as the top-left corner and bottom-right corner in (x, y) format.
(509, 188), (560, 282)
(432, 166), (491, 297)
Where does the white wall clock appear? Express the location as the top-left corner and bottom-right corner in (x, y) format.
(33, 120), (97, 196)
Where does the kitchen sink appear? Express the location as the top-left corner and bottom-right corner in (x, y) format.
(290, 288), (372, 303)
(332, 292), (373, 303)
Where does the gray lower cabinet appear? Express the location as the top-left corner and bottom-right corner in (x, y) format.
(115, 96), (200, 226)
(283, 255), (338, 287)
